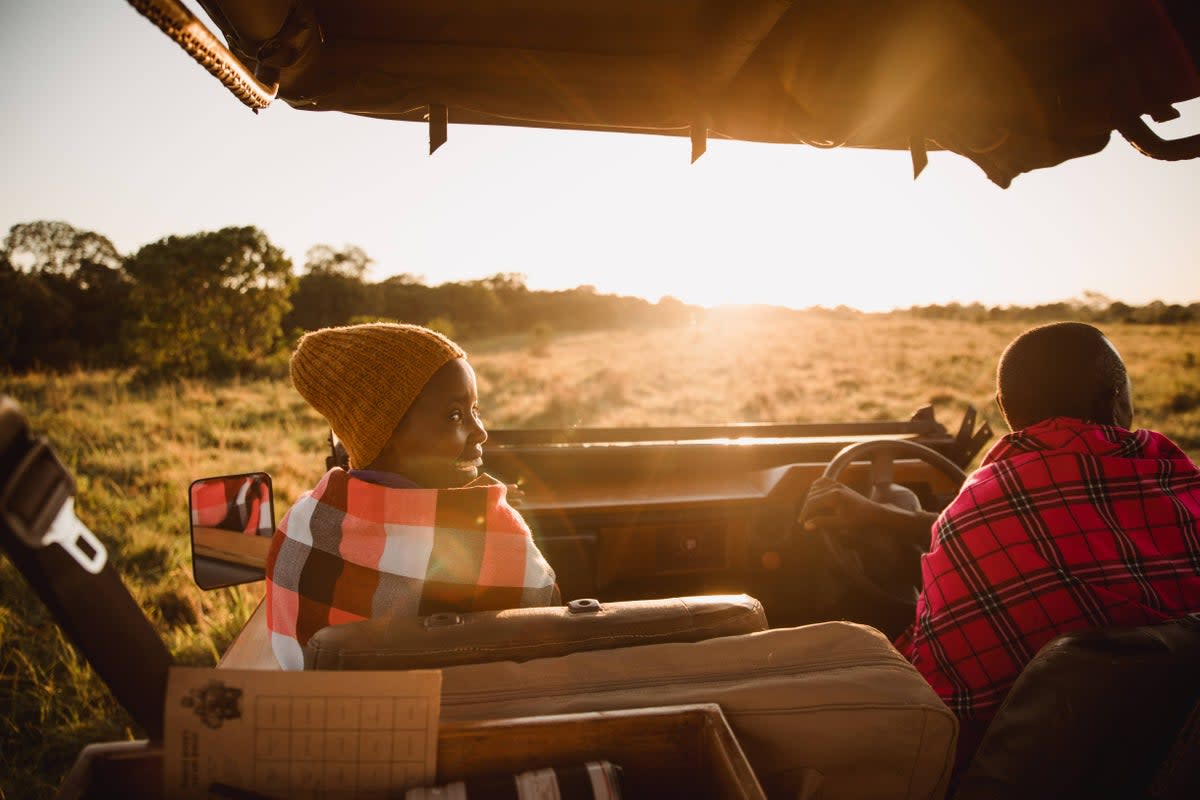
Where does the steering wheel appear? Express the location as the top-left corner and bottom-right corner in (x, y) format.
(815, 439), (968, 612)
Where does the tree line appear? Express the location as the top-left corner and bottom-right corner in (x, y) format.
(2, 221), (1194, 380)
(0, 221), (693, 379)
(896, 291), (1200, 325)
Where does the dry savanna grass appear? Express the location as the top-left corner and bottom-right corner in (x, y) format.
(2, 314), (1200, 797)
(479, 315), (1200, 454)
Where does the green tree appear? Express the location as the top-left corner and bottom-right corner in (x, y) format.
(373, 274), (434, 326)
(303, 244), (372, 279)
(1, 220), (121, 277)
(123, 227), (294, 379)
(0, 267), (77, 370)
(68, 261), (133, 361)
(283, 244), (374, 331)
(479, 272), (529, 332)
(0, 256), (21, 365)
(0, 222), (129, 370)
(656, 295), (695, 326)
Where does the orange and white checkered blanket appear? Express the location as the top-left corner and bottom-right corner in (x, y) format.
(265, 468), (559, 670)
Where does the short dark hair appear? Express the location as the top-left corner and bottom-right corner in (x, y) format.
(996, 322), (1128, 430)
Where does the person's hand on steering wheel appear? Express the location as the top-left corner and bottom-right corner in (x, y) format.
(798, 476), (939, 548)
(795, 440), (968, 634)
(799, 476), (893, 532)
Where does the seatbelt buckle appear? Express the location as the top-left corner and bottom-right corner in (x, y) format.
(0, 418), (107, 573)
(42, 496), (107, 574)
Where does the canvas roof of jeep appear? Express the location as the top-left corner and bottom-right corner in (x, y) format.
(134, 0), (1200, 188)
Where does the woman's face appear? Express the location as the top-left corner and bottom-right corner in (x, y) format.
(375, 358), (488, 488)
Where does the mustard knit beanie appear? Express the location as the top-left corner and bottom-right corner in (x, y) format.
(289, 323), (466, 469)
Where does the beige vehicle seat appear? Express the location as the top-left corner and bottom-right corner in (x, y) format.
(297, 596), (957, 800)
(431, 622), (956, 800)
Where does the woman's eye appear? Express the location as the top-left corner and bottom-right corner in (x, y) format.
(448, 410), (463, 422)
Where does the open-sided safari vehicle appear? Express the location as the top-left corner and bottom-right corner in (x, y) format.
(5, 0), (1200, 797)
(8, 392), (1200, 799)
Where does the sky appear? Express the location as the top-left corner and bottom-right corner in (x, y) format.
(2, 1), (1199, 312)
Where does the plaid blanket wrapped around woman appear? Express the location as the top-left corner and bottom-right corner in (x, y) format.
(266, 468), (559, 670)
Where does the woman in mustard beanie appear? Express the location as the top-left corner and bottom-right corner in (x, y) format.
(265, 323), (559, 670)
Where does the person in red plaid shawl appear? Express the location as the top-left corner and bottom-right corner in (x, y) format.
(266, 323), (559, 670)
(800, 322), (1200, 763)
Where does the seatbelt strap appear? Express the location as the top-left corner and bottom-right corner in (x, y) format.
(0, 396), (172, 741)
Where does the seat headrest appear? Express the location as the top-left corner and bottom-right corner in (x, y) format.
(304, 594), (767, 671)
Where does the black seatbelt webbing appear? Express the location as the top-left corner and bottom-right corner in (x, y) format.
(0, 396), (172, 741)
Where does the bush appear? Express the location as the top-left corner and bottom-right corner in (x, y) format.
(529, 322), (553, 356)
(425, 316), (457, 340)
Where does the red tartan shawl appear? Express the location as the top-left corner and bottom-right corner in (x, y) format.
(265, 468), (558, 670)
(896, 417), (1200, 721)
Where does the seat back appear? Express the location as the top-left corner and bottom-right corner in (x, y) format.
(954, 615), (1200, 800)
(304, 594), (767, 670)
(436, 621), (958, 800)
(1149, 695), (1200, 800)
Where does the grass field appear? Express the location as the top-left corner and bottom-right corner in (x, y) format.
(3, 315), (1200, 798)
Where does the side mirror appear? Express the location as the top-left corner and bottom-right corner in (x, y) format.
(188, 472), (275, 589)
